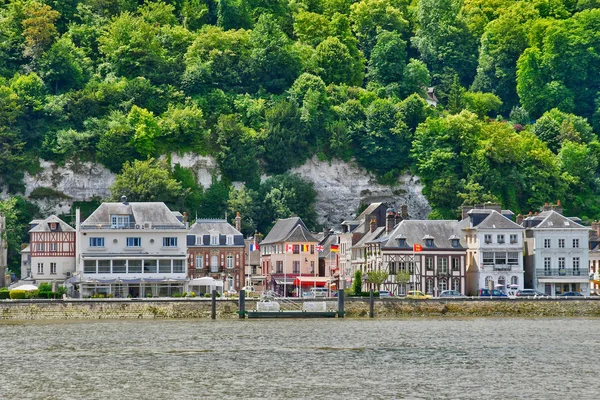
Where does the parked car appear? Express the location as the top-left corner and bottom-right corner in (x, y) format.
(516, 289), (548, 298)
(439, 290), (467, 298)
(407, 290), (432, 300)
(478, 288), (507, 297)
(379, 290), (392, 298)
(309, 288), (329, 298)
(302, 291), (315, 298)
(225, 289), (237, 297)
(558, 291), (584, 297)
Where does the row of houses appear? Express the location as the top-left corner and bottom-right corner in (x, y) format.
(13, 196), (600, 298)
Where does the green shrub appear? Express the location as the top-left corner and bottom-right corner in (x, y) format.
(187, 291), (196, 298)
(0, 288), (10, 299)
(204, 293), (211, 298)
(9, 290), (28, 299)
(173, 293), (181, 298)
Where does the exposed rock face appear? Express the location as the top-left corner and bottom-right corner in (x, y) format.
(290, 157), (431, 226)
(16, 155), (431, 225)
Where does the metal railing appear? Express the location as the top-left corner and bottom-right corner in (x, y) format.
(81, 223), (185, 230)
(537, 268), (584, 277)
(260, 291), (303, 310)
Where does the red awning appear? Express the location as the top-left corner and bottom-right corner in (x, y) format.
(293, 278), (327, 287)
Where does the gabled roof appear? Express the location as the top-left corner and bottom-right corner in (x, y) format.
(29, 215), (74, 233)
(261, 217), (319, 244)
(189, 219), (242, 236)
(473, 210), (523, 230)
(354, 226), (386, 248)
(531, 210), (587, 229)
(382, 220), (465, 249)
(82, 202), (184, 227)
(318, 232), (339, 258)
(356, 202), (384, 220)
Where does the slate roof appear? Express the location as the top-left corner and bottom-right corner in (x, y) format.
(29, 215), (75, 233)
(82, 202), (184, 228)
(527, 210), (587, 229)
(354, 226), (386, 248)
(382, 220), (466, 249)
(472, 210), (523, 230)
(261, 217), (319, 244)
(318, 232), (339, 258)
(356, 202), (384, 220)
(189, 219), (242, 235)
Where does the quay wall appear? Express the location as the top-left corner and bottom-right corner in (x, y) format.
(2, 298), (600, 320)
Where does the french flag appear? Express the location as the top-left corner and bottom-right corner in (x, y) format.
(249, 244), (259, 251)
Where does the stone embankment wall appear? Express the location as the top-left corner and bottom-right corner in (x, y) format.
(2, 299), (600, 320)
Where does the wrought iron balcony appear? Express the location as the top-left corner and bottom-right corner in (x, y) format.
(537, 268), (584, 277)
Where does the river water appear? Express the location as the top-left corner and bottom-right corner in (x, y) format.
(1, 318), (598, 399)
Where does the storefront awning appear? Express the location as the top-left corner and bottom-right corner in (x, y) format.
(274, 278), (295, 285)
(293, 277), (330, 287)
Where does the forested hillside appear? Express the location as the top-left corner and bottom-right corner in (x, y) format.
(1, 0), (600, 229)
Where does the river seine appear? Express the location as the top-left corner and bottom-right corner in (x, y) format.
(1, 318), (598, 399)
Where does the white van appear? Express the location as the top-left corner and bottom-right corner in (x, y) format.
(309, 288), (329, 298)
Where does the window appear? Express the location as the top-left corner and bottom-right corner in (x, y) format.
(573, 257), (580, 275)
(438, 279), (448, 291)
(495, 252), (506, 265)
(195, 256), (203, 269)
(276, 261), (283, 273)
(510, 234), (518, 244)
(126, 237), (141, 247)
(211, 235), (218, 245)
(90, 237), (104, 247)
(143, 260), (157, 273)
(50, 263), (56, 274)
(226, 255), (234, 269)
(293, 261), (300, 273)
(310, 261), (315, 273)
(544, 239), (551, 248)
(558, 257), (566, 273)
(507, 252), (519, 264)
(37, 263), (44, 274)
(50, 243), (57, 252)
(483, 252), (494, 265)
(196, 236), (203, 245)
(226, 235), (233, 245)
(558, 239), (565, 248)
(544, 258), (551, 274)
(128, 260), (142, 273)
(111, 215), (129, 228)
(451, 239), (460, 247)
(113, 260), (126, 273)
(173, 260), (185, 273)
(84, 260), (96, 274)
(484, 234), (492, 244)
(497, 234), (505, 244)
(425, 239), (434, 247)
(425, 257), (434, 270)
(211, 256), (219, 273)
(426, 279), (434, 294)
(37, 243), (45, 251)
(452, 257), (460, 271)
(511, 276), (518, 286)
(452, 278), (460, 292)
(293, 245), (300, 254)
(311, 245), (314, 254)
(162, 237), (177, 247)
(159, 260), (171, 273)
(484, 276), (493, 288)
(573, 239), (579, 248)
(98, 260), (110, 273)
(439, 258), (448, 274)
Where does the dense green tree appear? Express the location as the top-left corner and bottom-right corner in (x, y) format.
(215, 114), (260, 184)
(293, 10), (330, 47)
(368, 30), (406, 87)
(463, 92), (502, 119)
(38, 36), (90, 93)
(217, 0), (252, 30)
(21, 1), (60, 60)
(110, 158), (186, 206)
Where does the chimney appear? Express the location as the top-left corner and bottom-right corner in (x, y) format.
(235, 212), (241, 232)
(542, 202), (551, 211)
(516, 214), (524, 225)
(461, 205), (472, 220)
(182, 212), (188, 229)
(386, 209), (395, 233)
(552, 200), (563, 215)
(370, 218), (377, 233)
(401, 204), (408, 220)
(591, 220), (600, 237)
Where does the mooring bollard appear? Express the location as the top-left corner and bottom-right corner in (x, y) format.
(338, 289), (345, 318)
(239, 290), (246, 319)
(211, 289), (217, 320)
(369, 289), (374, 318)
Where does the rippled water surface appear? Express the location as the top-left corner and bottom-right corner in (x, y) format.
(1, 318), (599, 399)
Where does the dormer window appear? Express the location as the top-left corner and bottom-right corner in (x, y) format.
(425, 239), (434, 247)
(226, 235), (233, 245)
(49, 223), (57, 231)
(111, 215), (129, 228)
(451, 239), (459, 247)
(211, 235), (218, 245)
(398, 238), (406, 247)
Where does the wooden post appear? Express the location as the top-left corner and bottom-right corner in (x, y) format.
(211, 289), (217, 320)
(338, 289), (345, 318)
(239, 289), (246, 319)
(369, 289), (374, 318)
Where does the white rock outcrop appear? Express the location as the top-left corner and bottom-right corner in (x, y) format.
(16, 155), (431, 225)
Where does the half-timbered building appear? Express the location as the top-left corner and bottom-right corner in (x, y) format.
(28, 215), (76, 283)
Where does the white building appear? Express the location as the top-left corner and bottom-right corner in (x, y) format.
(461, 208), (525, 296)
(74, 198), (188, 298)
(523, 210), (590, 296)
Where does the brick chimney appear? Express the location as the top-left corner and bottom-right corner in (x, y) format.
(461, 205), (472, 220)
(401, 204), (408, 219)
(235, 212), (241, 232)
(183, 212), (188, 229)
(370, 218), (377, 233)
(516, 214), (523, 225)
(386, 209), (395, 233)
(552, 200), (563, 215)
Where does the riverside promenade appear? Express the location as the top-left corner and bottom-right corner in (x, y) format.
(2, 298), (600, 320)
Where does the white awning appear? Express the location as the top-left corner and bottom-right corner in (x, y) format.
(538, 277), (589, 283)
(189, 277), (224, 287)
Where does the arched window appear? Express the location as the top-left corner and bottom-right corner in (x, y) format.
(426, 279), (434, 294)
(498, 275), (506, 288)
(438, 279), (448, 291)
(511, 276), (518, 286)
(484, 276), (494, 288)
(452, 278), (460, 292)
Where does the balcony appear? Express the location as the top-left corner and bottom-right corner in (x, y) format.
(486, 264), (518, 271)
(538, 268), (583, 277)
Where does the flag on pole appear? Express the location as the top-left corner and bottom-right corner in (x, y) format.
(301, 244), (309, 252)
(286, 244), (294, 252)
(330, 244), (339, 253)
(315, 244), (324, 252)
(413, 244), (423, 252)
(249, 243), (259, 251)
